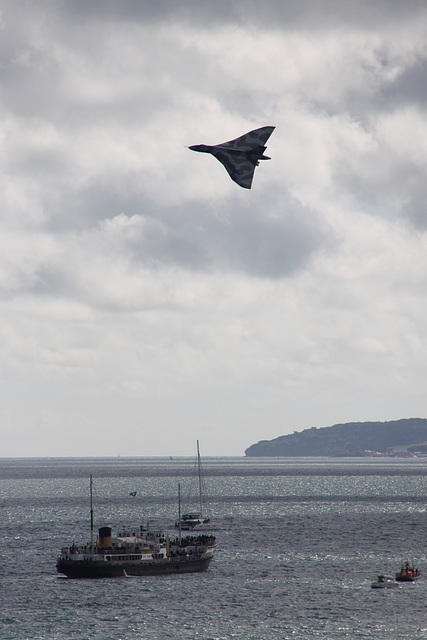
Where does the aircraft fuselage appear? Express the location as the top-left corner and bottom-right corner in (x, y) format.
(189, 144), (270, 165)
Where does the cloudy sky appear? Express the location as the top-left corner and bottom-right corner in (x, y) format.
(1, 0), (427, 457)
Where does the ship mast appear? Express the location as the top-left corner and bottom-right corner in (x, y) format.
(178, 483), (182, 545)
(197, 440), (203, 518)
(90, 474), (94, 546)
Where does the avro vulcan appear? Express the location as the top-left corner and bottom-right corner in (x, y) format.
(189, 126), (275, 189)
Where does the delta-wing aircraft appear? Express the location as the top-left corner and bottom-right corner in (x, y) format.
(189, 126), (275, 189)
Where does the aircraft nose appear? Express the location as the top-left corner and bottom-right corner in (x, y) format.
(188, 144), (210, 153)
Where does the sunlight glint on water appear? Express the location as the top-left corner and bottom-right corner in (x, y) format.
(0, 457), (426, 639)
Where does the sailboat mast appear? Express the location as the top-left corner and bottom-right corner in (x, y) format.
(197, 440), (203, 517)
(90, 474), (94, 546)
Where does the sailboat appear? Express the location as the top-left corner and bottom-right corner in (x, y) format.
(175, 441), (211, 531)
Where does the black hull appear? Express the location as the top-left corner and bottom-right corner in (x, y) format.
(395, 576), (419, 582)
(57, 555), (213, 578)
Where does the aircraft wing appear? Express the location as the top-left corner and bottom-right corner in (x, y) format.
(218, 126), (275, 152)
(211, 149), (256, 189)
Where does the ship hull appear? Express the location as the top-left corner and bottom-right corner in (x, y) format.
(395, 575), (419, 582)
(57, 554), (213, 578)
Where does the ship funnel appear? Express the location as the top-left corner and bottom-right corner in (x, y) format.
(98, 526), (112, 547)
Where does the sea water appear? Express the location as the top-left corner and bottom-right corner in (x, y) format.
(1, 456), (427, 640)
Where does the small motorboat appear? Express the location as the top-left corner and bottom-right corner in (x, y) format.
(395, 562), (420, 582)
(371, 575), (398, 589)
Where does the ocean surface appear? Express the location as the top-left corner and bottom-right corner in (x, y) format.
(1, 456), (427, 640)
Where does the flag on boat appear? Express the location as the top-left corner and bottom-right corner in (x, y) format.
(129, 491), (137, 497)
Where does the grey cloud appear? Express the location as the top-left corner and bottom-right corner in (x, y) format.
(337, 153), (427, 230)
(380, 59), (427, 108)
(93, 196), (332, 279)
(339, 56), (427, 121)
(4, 0), (427, 42)
(50, 0), (427, 30)
(402, 184), (427, 229)
(30, 194), (331, 305)
(42, 179), (150, 233)
(214, 207), (327, 278)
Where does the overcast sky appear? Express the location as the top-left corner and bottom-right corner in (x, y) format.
(1, 0), (427, 457)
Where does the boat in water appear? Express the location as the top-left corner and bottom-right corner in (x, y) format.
(176, 512), (210, 530)
(395, 562), (420, 582)
(370, 575), (398, 589)
(175, 440), (211, 531)
(56, 477), (216, 579)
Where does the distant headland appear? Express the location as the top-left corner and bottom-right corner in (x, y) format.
(244, 418), (427, 457)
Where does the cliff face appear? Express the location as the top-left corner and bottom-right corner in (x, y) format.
(244, 418), (427, 457)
